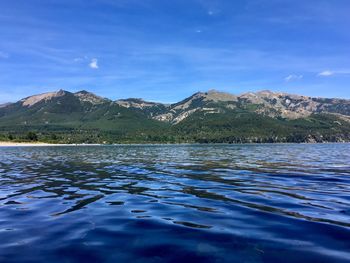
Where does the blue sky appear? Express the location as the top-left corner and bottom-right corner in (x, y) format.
(0, 0), (349, 103)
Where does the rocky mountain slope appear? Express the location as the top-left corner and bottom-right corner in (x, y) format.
(0, 89), (350, 143)
(116, 89), (350, 123)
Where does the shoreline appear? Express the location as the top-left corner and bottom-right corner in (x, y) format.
(0, 141), (349, 147)
(0, 141), (102, 147)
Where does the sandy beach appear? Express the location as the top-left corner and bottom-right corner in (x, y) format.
(0, 141), (55, 147)
(0, 142), (104, 147)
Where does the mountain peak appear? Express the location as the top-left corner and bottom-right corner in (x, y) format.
(74, 91), (108, 105)
(207, 89), (221, 94)
(205, 90), (238, 102)
(21, 90), (68, 107)
(256, 89), (274, 95)
(75, 90), (90, 95)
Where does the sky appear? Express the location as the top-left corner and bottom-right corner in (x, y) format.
(0, 0), (349, 103)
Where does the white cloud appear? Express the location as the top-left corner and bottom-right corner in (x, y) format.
(89, 58), (99, 69)
(285, 74), (303, 82)
(74, 56), (89, 63)
(318, 70), (350, 77)
(207, 10), (221, 16)
(318, 70), (333, 77)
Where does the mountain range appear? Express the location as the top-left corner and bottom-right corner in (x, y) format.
(1, 89), (350, 143)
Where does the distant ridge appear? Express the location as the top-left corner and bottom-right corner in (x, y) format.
(1, 89), (350, 143)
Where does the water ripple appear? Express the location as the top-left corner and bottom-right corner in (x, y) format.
(0, 144), (350, 262)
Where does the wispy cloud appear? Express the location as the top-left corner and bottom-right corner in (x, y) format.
(207, 10), (221, 16)
(196, 0), (222, 16)
(318, 70), (350, 77)
(73, 56), (89, 63)
(73, 57), (83, 62)
(285, 74), (303, 82)
(318, 70), (334, 77)
(89, 58), (99, 69)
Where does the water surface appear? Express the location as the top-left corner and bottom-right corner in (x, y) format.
(1, 144), (350, 262)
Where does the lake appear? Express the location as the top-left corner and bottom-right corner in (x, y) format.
(0, 144), (350, 262)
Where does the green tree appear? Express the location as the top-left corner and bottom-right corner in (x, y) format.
(26, 132), (38, 141)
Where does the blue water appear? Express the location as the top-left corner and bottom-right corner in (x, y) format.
(0, 144), (350, 262)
